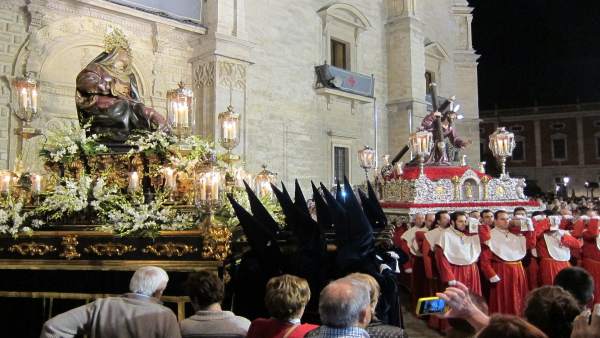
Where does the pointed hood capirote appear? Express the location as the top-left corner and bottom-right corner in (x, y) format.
(226, 193), (282, 271)
(332, 176), (375, 274)
(243, 180), (280, 236)
(294, 179), (310, 216)
(272, 183), (322, 247)
(367, 180), (388, 229)
(312, 181), (333, 231)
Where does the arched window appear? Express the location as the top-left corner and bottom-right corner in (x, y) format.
(318, 3), (371, 72)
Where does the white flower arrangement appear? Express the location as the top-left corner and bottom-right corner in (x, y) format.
(35, 176), (92, 221)
(169, 135), (216, 172)
(0, 198), (43, 237)
(126, 130), (176, 157)
(101, 194), (194, 237)
(40, 121), (108, 164)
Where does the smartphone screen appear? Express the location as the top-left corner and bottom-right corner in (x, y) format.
(416, 297), (447, 316)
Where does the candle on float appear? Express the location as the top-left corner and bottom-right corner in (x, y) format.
(165, 168), (176, 190)
(128, 171), (139, 192)
(31, 174), (42, 194)
(1, 174), (11, 194)
(20, 88), (27, 109)
(178, 101), (188, 128)
(223, 120), (235, 140)
(31, 88), (38, 112)
(210, 173), (219, 200)
(198, 176), (207, 201)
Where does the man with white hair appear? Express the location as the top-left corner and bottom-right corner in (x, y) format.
(306, 278), (371, 337)
(40, 266), (181, 338)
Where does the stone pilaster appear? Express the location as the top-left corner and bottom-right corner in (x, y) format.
(386, 0), (426, 155)
(452, 1), (480, 163)
(191, 0), (252, 158)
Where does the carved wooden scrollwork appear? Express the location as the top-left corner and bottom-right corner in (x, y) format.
(142, 242), (198, 257)
(8, 242), (57, 256)
(84, 243), (136, 257)
(201, 226), (232, 262)
(60, 235), (80, 260)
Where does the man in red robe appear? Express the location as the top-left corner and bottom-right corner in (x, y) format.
(434, 211), (482, 296)
(398, 213), (430, 308)
(577, 213), (600, 304)
(479, 210), (534, 315)
(416, 210), (450, 331)
(533, 214), (582, 286)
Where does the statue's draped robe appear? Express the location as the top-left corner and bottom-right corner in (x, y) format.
(420, 112), (467, 164)
(75, 53), (160, 143)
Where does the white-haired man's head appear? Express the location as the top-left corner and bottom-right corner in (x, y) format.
(318, 277), (371, 328)
(129, 266), (169, 298)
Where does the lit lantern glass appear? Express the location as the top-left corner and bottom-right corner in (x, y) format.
(488, 127), (515, 158)
(166, 82), (194, 138)
(218, 105), (240, 151)
(254, 165), (277, 199)
(358, 145), (376, 170)
(13, 73), (39, 125)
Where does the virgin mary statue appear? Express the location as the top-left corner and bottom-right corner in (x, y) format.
(75, 29), (167, 144)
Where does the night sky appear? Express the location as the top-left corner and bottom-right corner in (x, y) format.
(468, 0), (600, 110)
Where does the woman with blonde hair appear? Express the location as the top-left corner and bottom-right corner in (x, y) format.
(246, 274), (318, 338)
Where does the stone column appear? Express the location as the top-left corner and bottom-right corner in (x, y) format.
(534, 120), (542, 167)
(386, 0), (426, 156)
(576, 115), (585, 165)
(452, 1), (480, 163)
(191, 0), (253, 158)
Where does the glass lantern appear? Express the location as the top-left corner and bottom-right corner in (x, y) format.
(408, 130), (433, 175)
(166, 82), (194, 138)
(14, 73), (38, 124)
(358, 145), (375, 182)
(254, 165), (277, 199)
(195, 167), (221, 208)
(488, 127), (515, 178)
(218, 105), (240, 151)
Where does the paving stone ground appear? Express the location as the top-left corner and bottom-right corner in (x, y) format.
(399, 284), (444, 338)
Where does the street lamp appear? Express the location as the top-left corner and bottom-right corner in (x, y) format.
(585, 181), (590, 198)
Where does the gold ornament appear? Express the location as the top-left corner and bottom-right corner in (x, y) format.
(103, 27), (131, 55)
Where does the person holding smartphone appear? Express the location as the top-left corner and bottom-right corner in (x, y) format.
(479, 210), (534, 315)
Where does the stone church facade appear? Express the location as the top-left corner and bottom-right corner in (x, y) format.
(0, 0), (479, 188)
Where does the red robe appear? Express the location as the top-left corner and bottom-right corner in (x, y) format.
(479, 227), (535, 315)
(417, 228), (447, 332)
(400, 226), (429, 308)
(434, 228), (484, 296)
(534, 218), (583, 286)
(580, 219), (600, 304)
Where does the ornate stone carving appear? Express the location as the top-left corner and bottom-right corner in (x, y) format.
(142, 242), (198, 257)
(84, 243), (136, 257)
(193, 61), (215, 88)
(60, 234), (80, 260)
(218, 61), (246, 90)
(8, 242), (57, 256)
